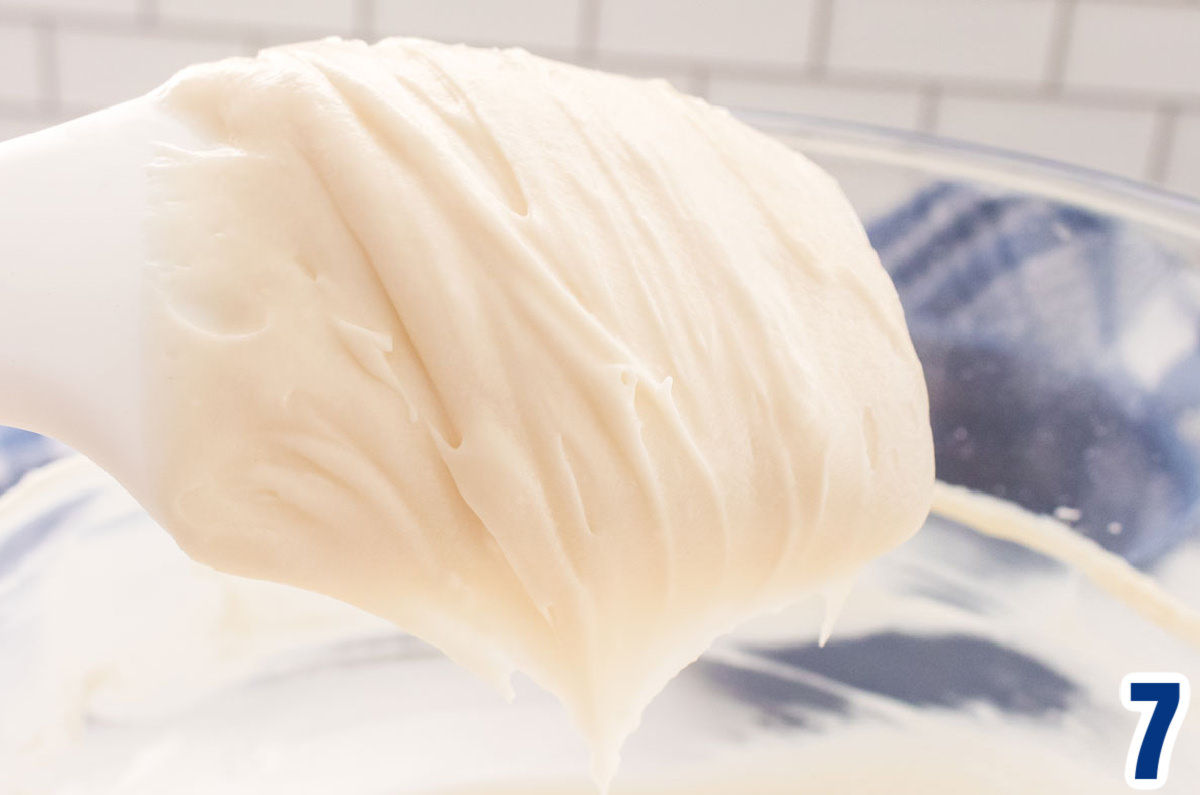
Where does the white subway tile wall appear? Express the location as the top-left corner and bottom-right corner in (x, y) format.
(0, 0), (137, 18)
(827, 0), (1057, 84)
(597, 0), (815, 65)
(159, 0), (357, 35)
(1065, 4), (1200, 97)
(707, 78), (924, 130)
(937, 95), (1158, 180)
(1168, 114), (1200, 198)
(375, 0), (583, 52)
(1, 0), (1199, 198)
(0, 23), (39, 105)
(589, 59), (700, 95)
(56, 29), (249, 109)
(0, 117), (44, 140)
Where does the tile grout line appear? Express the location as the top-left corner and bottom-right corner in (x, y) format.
(0, 8), (1192, 111)
(0, 99), (45, 120)
(1042, 0), (1077, 95)
(0, 9), (328, 48)
(689, 66), (710, 99)
(916, 84), (941, 134)
(1146, 103), (1180, 183)
(33, 15), (59, 119)
(138, 0), (158, 28)
(354, 0), (374, 41)
(576, 0), (602, 61)
(523, 47), (1200, 111)
(241, 29), (267, 55)
(1084, 0), (1200, 6)
(806, 0), (834, 77)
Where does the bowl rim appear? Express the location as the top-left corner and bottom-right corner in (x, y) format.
(736, 108), (1200, 243)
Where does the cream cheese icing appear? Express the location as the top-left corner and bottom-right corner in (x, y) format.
(144, 38), (934, 782)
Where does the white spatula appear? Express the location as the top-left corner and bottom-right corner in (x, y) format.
(0, 97), (204, 505)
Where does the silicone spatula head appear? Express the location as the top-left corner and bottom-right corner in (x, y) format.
(0, 97), (204, 507)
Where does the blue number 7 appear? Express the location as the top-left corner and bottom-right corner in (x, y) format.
(1122, 673), (1191, 789)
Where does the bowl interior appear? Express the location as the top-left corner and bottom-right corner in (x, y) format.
(3, 117), (1200, 792)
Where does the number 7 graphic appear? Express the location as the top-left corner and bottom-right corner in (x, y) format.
(1122, 673), (1190, 790)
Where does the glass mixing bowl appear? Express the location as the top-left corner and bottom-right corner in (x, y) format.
(2, 114), (1200, 794)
